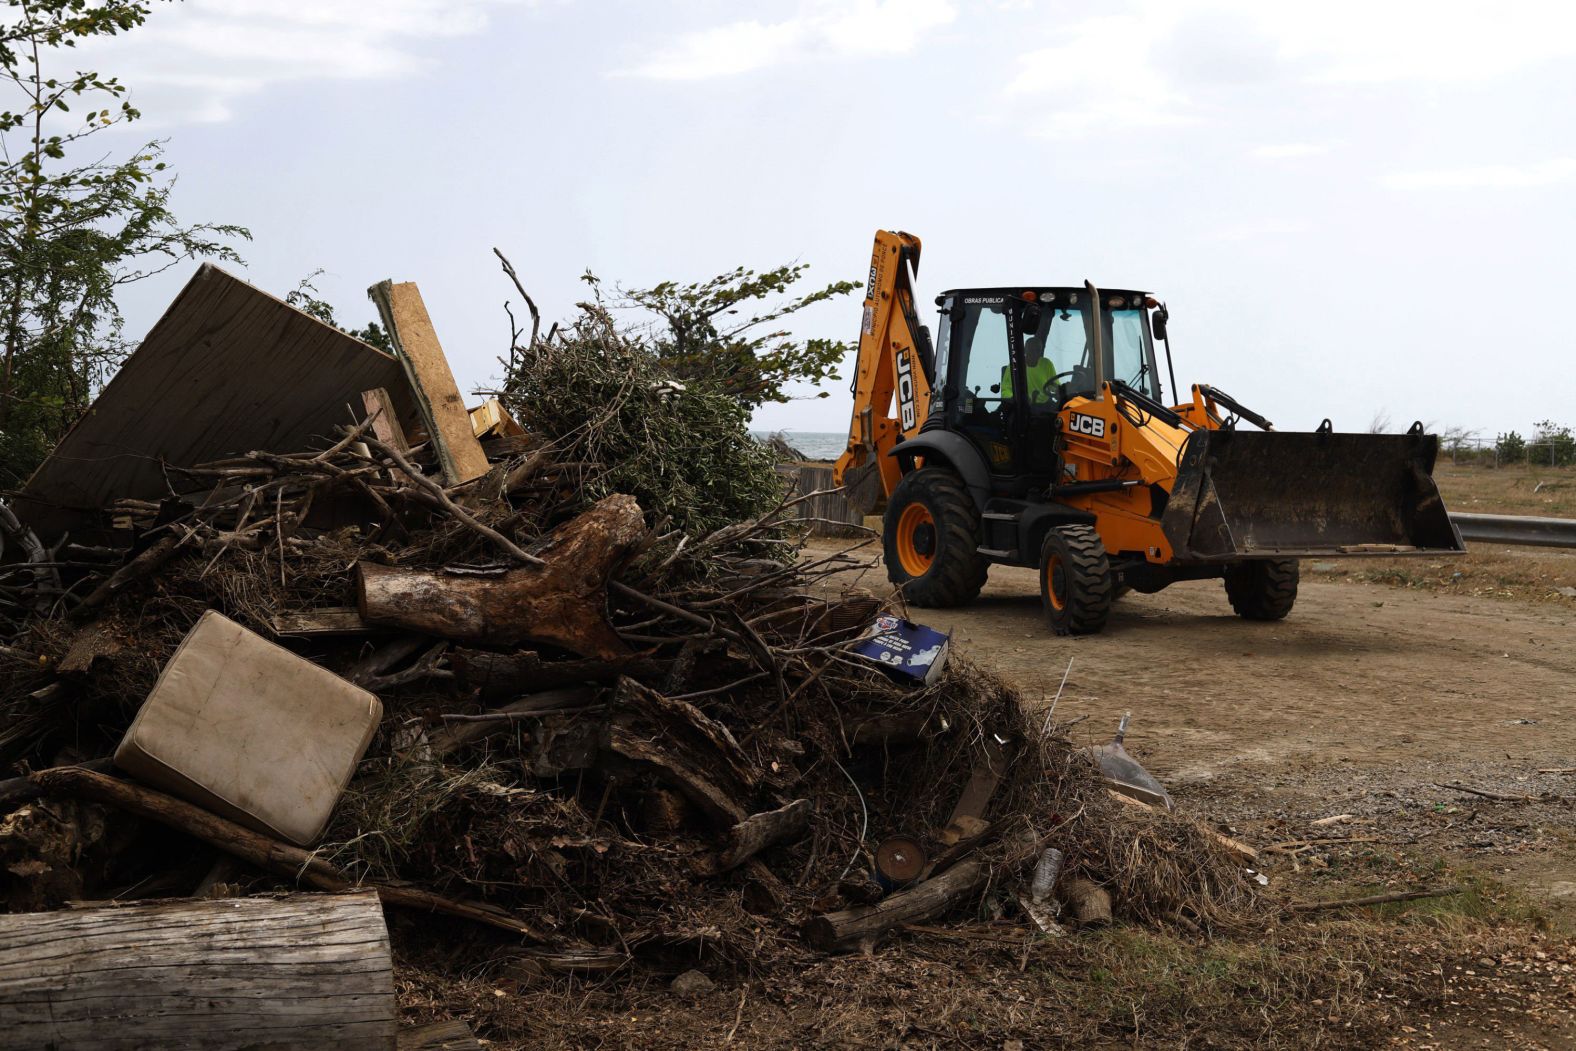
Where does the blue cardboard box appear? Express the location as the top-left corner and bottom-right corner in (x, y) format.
(852, 614), (951, 685)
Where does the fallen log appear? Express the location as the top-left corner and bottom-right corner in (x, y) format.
(803, 856), (988, 953)
(56, 621), (126, 675)
(356, 493), (645, 660)
(700, 798), (813, 874)
(32, 767), (542, 938)
(0, 891), (396, 1051)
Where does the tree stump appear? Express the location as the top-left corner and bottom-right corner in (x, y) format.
(356, 493), (644, 660)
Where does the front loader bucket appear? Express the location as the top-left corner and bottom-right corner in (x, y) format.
(1160, 428), (1465, 561)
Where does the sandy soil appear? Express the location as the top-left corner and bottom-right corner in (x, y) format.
(809, 539), (1576, 925)
(812, 544), (1575, 770)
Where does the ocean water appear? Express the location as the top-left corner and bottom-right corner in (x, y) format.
(752, 430), (846, 461)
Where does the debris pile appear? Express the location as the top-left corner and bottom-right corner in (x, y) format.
(0, 265), (1256, 1041)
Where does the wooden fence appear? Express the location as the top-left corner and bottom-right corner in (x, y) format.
(777, 464), (866, 537)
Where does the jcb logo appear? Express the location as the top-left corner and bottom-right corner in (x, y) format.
(896, 349), (917, 431)
(1069, 412), (1106, 439)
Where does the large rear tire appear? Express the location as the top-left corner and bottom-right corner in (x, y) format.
(1223, 559), (1299, 621)
(1039, 525), (1114, 636)
(882, 468), (988, 608)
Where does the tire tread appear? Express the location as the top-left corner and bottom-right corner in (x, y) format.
(1041, 524), (1114, 636)
(1223, 559), (1299, 621)
(882, 469), (988, 608)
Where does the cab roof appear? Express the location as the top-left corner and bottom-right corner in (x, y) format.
(937, 286), (1152, 306)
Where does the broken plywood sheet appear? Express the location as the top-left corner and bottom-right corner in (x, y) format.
(16, 264), (420, 538)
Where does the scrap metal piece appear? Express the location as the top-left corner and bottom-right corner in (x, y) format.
(874, 836), (927, 887)
(1087, 712), (1173, 810)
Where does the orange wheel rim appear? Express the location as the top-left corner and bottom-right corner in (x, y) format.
(1046, 553), (1067, 610)
(895, 503), (936, 576)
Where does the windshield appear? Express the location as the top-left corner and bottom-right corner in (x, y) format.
(1027, 296), (1161, 402)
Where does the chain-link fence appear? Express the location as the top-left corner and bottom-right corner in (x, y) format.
(1439, 435), (1576, 468)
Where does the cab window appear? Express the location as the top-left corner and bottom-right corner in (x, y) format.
(1109, 308), (1159, 399)
(954, 300), (1012, 413)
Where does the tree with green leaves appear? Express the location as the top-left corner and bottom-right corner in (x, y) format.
(286, 270), (390, 352)
(1495, 430), (1526, 464)
(1530, 419), (1574, 468)
(0, 0), (248, 486)
(621, 263), (859, 409)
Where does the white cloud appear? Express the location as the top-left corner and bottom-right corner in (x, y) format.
(1002, 1), (1576, 137)
(1272, 2), (1576, 85)
(1249, 142), (1329, 160)
(1381, 158), (1576, 190)
(617, 0), (955, 80)
(73, 0), (533, 124)
(1004, 14), (1194, 135)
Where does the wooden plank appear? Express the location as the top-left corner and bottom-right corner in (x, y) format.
(370, 281), (489, 486)
(271, 606), (375, 637)
(937, 735), (1009, 846)
(362, 387), (410, 454)
(397, 1020), (481, 1050)
(0, 892), (397, 1051)
(776, 464), (865, 537)
(16, 265), (421, 538)
(468, 397), (524, 439)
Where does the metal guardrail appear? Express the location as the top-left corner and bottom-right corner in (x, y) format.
(1450, 512), (1576, 549)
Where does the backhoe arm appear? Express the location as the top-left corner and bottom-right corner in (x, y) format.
(833, 230), (933, 515)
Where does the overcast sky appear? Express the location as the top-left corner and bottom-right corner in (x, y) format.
(79, 0), (1576, 441)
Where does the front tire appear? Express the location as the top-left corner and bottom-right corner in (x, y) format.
(882, 468), (988, 608)
(1039, 525), (1114, 635)
(1223, 559), (1299, 621)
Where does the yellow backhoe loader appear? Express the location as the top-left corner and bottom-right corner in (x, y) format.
(834, 230), (1464, 634)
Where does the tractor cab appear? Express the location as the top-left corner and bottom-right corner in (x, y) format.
(928, 287), (1165, 485)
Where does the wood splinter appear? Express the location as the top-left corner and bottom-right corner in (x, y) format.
(695, 799), (813, 875)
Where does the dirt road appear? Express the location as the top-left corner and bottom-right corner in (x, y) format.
(933, 565), (1573, 777)
(816, 547), (1575, 773)
(814, 541), (1576, 923)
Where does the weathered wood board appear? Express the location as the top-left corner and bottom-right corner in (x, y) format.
(0, 891), (397, 1050)
(16, 264), (421, 538)
(369, 281), (489, 486)
(777, 464), (865, 537)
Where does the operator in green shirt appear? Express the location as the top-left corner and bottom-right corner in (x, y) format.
(1001, 333), (1060, 407)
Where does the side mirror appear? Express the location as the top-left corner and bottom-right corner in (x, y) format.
(1019, 303), (1042, 336)
(1151, 306), (1169, 341)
